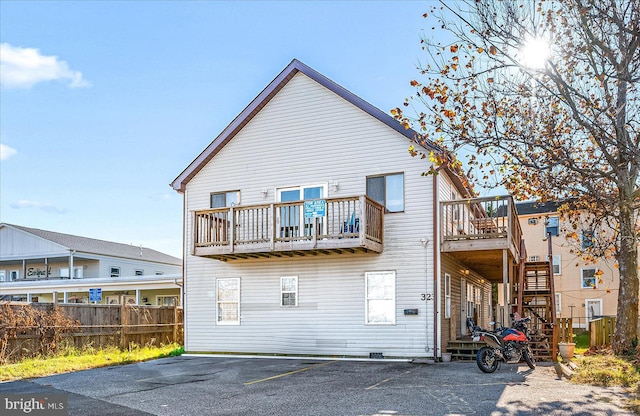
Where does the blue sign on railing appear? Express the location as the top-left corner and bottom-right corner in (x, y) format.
(304, 200), (326, 218)
(89, 288), (102, 302)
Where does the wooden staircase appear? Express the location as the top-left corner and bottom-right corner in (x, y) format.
(514, 260), (557, 361)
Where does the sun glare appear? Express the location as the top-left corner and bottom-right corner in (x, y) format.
(520, 37), (551, 69)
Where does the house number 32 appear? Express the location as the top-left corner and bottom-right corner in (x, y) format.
(421, 293), (433, 301)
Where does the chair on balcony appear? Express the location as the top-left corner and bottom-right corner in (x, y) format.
(343, 213), (360, 234)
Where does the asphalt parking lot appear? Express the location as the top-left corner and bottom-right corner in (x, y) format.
(0, 355), (633, 416)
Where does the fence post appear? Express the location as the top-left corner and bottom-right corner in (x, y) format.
(119, 300), (127, 350)
(173, 305), (178, 344)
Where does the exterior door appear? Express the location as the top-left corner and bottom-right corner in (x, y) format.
(586, 299), (603, 322)
(277, 188), (302, 238)
(276, 185), (327, 238)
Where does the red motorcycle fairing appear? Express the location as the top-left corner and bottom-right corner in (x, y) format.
(501, 328), (527, 342)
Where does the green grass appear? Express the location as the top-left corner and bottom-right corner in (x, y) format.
(0, 344), (183, 382)
(574, 332), (590, 354)
(570, 346), (640, 413)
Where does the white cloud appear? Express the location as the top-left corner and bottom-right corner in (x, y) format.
(148, 192), (172, 201)
(10, 200), (69, 214)
(0, 43), (91, 89)
(0, 144), (17, 160)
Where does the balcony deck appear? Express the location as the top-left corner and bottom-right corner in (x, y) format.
(440, 196), (522, 282)
(192, 196), (383, 261)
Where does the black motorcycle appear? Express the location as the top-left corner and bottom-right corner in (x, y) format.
(469, 314), (536, 373)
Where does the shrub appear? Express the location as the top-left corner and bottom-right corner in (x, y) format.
(0, 303), (79, 364)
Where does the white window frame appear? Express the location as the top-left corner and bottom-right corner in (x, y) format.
(216, 278), (240, 325)
(555, 293), (562, 316)
(529, 255), (540, 262)
(10, 270), (19, 280)
(581, 268), (598, 289)
(545, 216), (559, 236)
(444, 273), (451, 319)
(276, 184), (328, 237)
(280, 276), (298, 307)
(550, 254), (561, 275)
(110, 267), (121, 278)
(60, 266), (83, 279)
(0, 271), (6, 282)
(157, 295), (178, 306)
(365, 271), (396, 325)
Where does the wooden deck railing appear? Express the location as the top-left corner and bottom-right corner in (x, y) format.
(193, 195), (384, 260)
(441, 195), (522, 259)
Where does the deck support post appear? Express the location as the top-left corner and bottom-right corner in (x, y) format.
(502, 249), (509, 326)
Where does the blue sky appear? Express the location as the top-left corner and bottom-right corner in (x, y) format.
(0, 1), (433, 258)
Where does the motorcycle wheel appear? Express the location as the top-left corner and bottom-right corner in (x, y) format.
(476, 346), (499, 373)
(523, 346), (536, 369)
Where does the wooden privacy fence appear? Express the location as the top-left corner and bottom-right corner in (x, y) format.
(556, 318), (573, 343)
(0, 302), (183, 363)
(590, 317), (616, 347)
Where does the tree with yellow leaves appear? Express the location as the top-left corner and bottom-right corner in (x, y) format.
(394, 0), (639, 354)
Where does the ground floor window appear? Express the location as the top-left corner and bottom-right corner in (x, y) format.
(216, 278), (240, 325)
(444, 273), (451, 319)
(157, 296), (178, 306)
(365, 271), (396, 325)
(280, 276), (298, 307)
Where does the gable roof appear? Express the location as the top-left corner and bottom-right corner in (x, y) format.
(171, 59), (438, 193)
(1, 223), (181, 265)
(515, 201), (563, 215)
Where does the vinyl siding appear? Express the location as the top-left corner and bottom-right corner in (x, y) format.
(183, 72), (437, 357)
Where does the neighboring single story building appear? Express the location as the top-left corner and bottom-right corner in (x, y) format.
(0, 223), (182, 305)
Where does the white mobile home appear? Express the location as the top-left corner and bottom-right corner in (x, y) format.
(172, 60), (550, 359)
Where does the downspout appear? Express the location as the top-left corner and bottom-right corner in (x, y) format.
(181, 189), (187, 351)
(432, 172), (440, 360)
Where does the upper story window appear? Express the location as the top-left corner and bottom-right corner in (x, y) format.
(366, 173), (404, 213)
(60, 267), (83, 279)
(211, 191), (239, 208)
(581, 268), (597, 289)
(10, 270), (19, 280)
(581, 230), (594, 250)
(545, 216), (559, 236)
(551, 254), (561, 275)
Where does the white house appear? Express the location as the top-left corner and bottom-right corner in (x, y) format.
(172, 59), (547, 359)
(0, 223), (182, 305)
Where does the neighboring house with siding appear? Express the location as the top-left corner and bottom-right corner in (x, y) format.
(516, 201), (637, 329)
(172, 59), (540, 359)
(0, 223), (182, 305)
